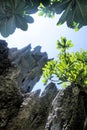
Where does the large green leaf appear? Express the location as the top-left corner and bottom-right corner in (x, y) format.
(74, 0), (87, 25)
(25, 0), (39, 14)
(7, 16), (16, 34)
(0, 19), (10, 37)
(0, 16), (16, 37)
(15, 15), (28, 31)
(57, 1), (72, 25)
(57, 0), (87, 29)
(0, 0), (35, 37)
(24, 15), (34, 23)
(52, 0), (70, 14)
(1, 0), (87, 37)
(15, 0), (26, 13)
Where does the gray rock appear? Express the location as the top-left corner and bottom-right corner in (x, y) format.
(0, 40), (23, 129)
(5, 82), (57, 130)
(0, 75), (23, 129)
(45, 85), (86, 130)
(0, 40), (11, 75)
(9, 44), (48, 93)
(1, 41), (87, 130)
(32, 46), (41, 55)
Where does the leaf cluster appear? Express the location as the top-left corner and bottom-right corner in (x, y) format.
(0, 0), (87, 37)
(0, 0), (47, 37)
(0, 0), (51, 37)
(42, 37), (87, 88)
(39, 0), (87, 30)
(0, 0), (37, 37)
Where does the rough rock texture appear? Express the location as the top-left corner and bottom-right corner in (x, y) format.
(0, 41), (87, 130)
(0, 41), (23, 129)
(45, 85), (87, 130)
(0, 76), (23, 129)
(5, 83), (58, 130)
(9, 44), (48, 93)
(0, 40), (11, 75)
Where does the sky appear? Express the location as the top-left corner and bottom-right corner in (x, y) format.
(0, 13), (87, 92)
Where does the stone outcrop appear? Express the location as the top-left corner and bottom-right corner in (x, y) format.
(0, 40), (11, 75)
(9, 44), (48, 93)
(5, 83), (58, 130)
(0, 40), (87, 130)
(45, 85), (87, 130)
(0, 76), (23, 129)
(0, 40), (23, 129)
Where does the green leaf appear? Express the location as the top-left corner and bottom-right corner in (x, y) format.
(42, 37), (87, 88)
(0, 16), (16, 37)
(0, 19), (9, 37)
(38, 11), (44, 16)
(15, 15), (28, 31)
(57, 1), (72, 25)
(53, 0), (70, 14)
(7, 16), (16, 34)
(56, 37), (73, 52)
(15, 0), (26, 12)
(74, 0), (87, 25)
(57, 0), (87, 29)
(24, 15), (34, 23)
(84, 78), (87, 85)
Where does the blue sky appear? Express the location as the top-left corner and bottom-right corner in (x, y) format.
(0, 13), (87, 91)
(0, 13), (87, 58)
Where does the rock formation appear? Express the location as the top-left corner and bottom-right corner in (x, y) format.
(0, 40), (23, 129)
(9, 44), (48, 93)
(5, 83), (58, 130)
(0, 76), (23, 129)
(0, 40), (11, 75)
(45, 85), (87, 130)
(0, 40), (87, 130)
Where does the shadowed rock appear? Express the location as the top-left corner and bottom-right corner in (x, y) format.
(9, 44), (48, 93)
(0, 41), (87, 130)
(0, 41), (23, 129)
(0, 76), (23, 129)
(0, 40), (11, 75)
(45, 85), (87, 130)
(5, 82), (57, 130)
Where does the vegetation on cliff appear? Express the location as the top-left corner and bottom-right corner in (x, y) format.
(42, 37), (87, 88)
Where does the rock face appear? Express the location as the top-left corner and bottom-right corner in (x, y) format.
(5, 83), (58, 130)
(0, 40), (11, 75)
(45, 85), (87, 130)
(0, 40), (23, 129)
(9, 44), (48, 93)
(0, 41), (87, 130)
(0, 76), (23, 129)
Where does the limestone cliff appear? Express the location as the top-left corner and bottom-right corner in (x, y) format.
(0, 40), (11, 75)
(0, 40), (87, 130)
(9, 44), (48, 93)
